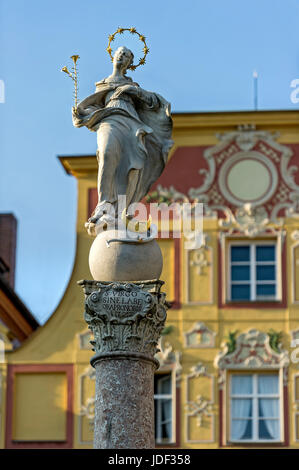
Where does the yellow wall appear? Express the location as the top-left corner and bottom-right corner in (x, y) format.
(2, 111), (299, 448)
(13, 372), (67, 441)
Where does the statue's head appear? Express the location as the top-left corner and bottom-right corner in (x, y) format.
(113, 46), (134, 73)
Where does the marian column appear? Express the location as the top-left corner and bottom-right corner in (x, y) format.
(65, 27), (173, 449)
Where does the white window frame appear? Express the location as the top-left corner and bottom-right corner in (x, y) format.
(154, 372), (176, 444)
(227, 240), (281, 302)
(229, 372), (283, 444)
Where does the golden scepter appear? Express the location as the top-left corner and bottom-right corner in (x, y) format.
(61, 54), (80, 112)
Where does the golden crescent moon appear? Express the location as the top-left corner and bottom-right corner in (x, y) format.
(121, 208), (129, 228)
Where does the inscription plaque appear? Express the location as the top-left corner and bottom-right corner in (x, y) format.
(87, 283), (154, 321)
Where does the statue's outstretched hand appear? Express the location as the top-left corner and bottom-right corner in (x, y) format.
(72, 106), (83, 127)
(72, 106), (78, 121)
(72, 104), (89, 118)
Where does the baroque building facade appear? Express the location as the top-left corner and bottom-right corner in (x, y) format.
(1, 110), (299, 448)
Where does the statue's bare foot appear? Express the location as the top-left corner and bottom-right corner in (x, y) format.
(88, 202), (112, 225)
(85, 207), (116, 236)
(85, 217), (109, 237)
(85, 221), (97, 237)
(88, 212), (102, 224)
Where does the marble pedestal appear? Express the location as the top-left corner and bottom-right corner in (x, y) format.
(78, 279), (169, 449)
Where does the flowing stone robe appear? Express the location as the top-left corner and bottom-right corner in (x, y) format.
(73, 78), (173, 220)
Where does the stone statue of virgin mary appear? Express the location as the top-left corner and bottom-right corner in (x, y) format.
(72, 46), (173, 235)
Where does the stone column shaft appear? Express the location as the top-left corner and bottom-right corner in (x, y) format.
(94, 357), (155, 448)
(79, 279), (169, 449)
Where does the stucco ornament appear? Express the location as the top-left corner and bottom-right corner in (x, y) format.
(155, 336), (182, 382)
(72, 44), (173, 235)
(218, 203), (272, 237)
(214, 328), (289, 370)
(78, 279), (170, 367)
(185, 395), (212, 427)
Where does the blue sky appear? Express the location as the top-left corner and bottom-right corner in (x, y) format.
(1, 0), (299, 323)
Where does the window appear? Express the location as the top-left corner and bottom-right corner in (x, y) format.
(230, 373), (281, 443)
(229, 242), (277, 301)
(154, 373), (173, 444)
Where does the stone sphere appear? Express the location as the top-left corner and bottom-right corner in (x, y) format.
(89, 229), (163, 281)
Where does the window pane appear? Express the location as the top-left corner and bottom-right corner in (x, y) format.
(256, 246), (275, 262)
(231, 375), (253, 395)
(256, 265), (276, 281)
(154, 374), (171, 394)
(231, 419), (252, 440)
(258, 419), (279, 440)
(231, 284), (250, 300)
(161, 422), (172, 439)
(231, 399), (252, 418)
(154, 398), (172, 440)
(258, 375), (279, 394)
(256, 284), (276, 297)
(231, 265), (250, 281)
(160, 398), (172, 422)
(201, 332), (211, 344)
(259, 399), (279, 418)
(230, 374), (281, 443)
(231, 246), (250, 262)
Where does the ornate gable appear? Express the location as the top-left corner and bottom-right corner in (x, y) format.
(147, 125), (299, 236)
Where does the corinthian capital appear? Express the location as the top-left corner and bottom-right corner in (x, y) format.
(78, 280), (169, 367)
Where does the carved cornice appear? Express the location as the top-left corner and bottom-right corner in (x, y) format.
(58, 155), (97, 177)
(171, 111), (299, 139)
(78, 280), (169, 368)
